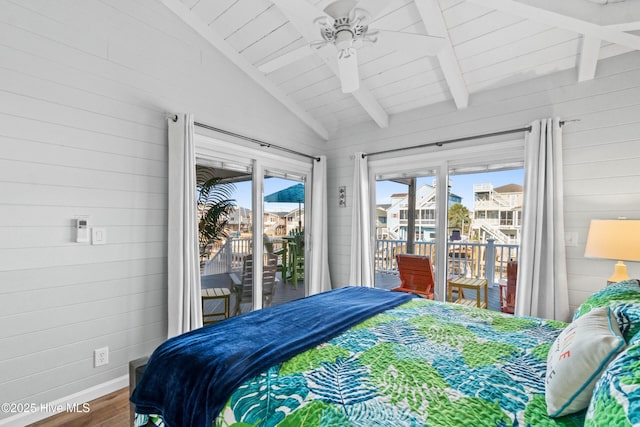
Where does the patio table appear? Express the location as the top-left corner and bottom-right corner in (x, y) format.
(447, 276), (488, 309)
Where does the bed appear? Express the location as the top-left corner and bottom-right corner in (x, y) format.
(131, 282), (640, 426)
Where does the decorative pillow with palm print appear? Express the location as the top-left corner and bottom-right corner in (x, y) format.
(573, 280), (640, 341)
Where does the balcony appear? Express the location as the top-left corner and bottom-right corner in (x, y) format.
(205, 237), (517, 288)
(202, 237), (515, 314)
(375, 239), (518, 287)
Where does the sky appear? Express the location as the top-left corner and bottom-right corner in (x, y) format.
(229, 169), (524, 212)
(376, 169), (524, 210)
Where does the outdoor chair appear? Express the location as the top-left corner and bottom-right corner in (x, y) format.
(286, 230), (304, 289)
(499, 261), (517, 314)
(230, 253), (278, 316)
(392, 254), (435, 299)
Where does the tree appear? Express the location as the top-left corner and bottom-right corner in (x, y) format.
(196, 176), (236, 261)
(448, 203), (471, 235)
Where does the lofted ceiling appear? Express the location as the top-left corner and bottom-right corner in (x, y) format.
(162, 0), (640, 139)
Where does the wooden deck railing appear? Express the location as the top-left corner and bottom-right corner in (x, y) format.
(205, 237), (519, 286)
(375, 239), (518, 286)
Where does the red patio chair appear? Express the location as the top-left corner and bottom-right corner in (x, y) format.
(499, 261), (517, 314)
(392, 254), (435, 299)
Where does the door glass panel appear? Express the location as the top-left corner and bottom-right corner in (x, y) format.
(263, 175), (306, 306)
(447, 168), (524, 312)
(374, 175), (438, 289)
(196, 163), (255, 318)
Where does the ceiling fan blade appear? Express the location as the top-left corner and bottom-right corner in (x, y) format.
(314, 44), (359, 93)
(323, 0), (358, 19)
(337, 48), (360, 93)
(271, 0), (330, 43)
(373, 30), (445, 56)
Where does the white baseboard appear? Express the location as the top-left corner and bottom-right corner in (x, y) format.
(0, 375), (128, 427)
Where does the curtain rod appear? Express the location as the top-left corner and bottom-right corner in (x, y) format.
(169, 114), (321, 162)
(362, 119), (578, 159)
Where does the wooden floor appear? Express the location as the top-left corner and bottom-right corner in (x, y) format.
(27, 388), (130, 427)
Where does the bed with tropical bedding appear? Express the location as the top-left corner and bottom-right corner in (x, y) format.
(131, 281), (640, 427)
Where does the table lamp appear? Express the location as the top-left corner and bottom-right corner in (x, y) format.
(584, 219), (640, 284)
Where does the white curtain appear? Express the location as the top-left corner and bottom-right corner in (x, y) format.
(167, 113), (202, 337)
(348, 153), (375, 287)
(309, 155), (332, 294)
(516, 118), (570, 321)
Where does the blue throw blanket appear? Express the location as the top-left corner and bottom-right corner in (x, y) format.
(131, 286), (413, 427)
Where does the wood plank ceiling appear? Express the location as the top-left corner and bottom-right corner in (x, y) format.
(162, 0), (640, 139)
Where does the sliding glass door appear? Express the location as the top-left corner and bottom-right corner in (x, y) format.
(195, 134), (311, 317)
(369, 140), (525, 304)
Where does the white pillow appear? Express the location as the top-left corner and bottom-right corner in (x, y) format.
(545, 306), (625, 417)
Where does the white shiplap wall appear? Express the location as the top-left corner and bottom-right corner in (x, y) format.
(0, 0), (323, 422)
(326, 51), (640, 315)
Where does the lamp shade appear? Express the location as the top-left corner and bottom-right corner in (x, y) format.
(584, 220), (640, 261)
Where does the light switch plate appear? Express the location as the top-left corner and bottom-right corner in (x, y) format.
(564, 232), (578, 247)
(92, 228), (106, 245)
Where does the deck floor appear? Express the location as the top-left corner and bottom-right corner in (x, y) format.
(202, 271), (502, 323)
(375, 272), (501, 311)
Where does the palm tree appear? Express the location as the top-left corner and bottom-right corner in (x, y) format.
(196, 175), (236, 261)
(448, 203), (471, 236)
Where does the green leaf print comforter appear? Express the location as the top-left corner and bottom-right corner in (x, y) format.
(137, 299), (584, 426)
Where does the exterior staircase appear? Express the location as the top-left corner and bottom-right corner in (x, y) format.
(475, 220), (511, 244)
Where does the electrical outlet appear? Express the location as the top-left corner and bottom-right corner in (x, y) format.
(94, 347), (109, 368)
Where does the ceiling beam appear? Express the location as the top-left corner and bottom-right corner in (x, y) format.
(577, 19), (640, 82)
(505, 0), (640, 26)
(467, 0), (640, 51)
(313, 46), (389, 128)
(159, 0), (329, 140)
(414, 0), (469, 109)
(271, 0), (389, 128)
(608, 21), (640, 31)
(578, 35), (601, 82)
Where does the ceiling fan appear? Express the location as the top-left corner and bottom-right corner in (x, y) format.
(271, 0), (445, 93)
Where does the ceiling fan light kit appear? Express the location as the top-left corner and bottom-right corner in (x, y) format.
(274, 0), (445, 94)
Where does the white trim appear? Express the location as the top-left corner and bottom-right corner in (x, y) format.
(434, 161), (449, 301)
(252, 160), (265, 310)
(0, 376), (128, 426)
(369, 139), (524, 176)
(195, 133), (312, 177)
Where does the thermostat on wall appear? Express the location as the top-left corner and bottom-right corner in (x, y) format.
(76, 218), (89, 243)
